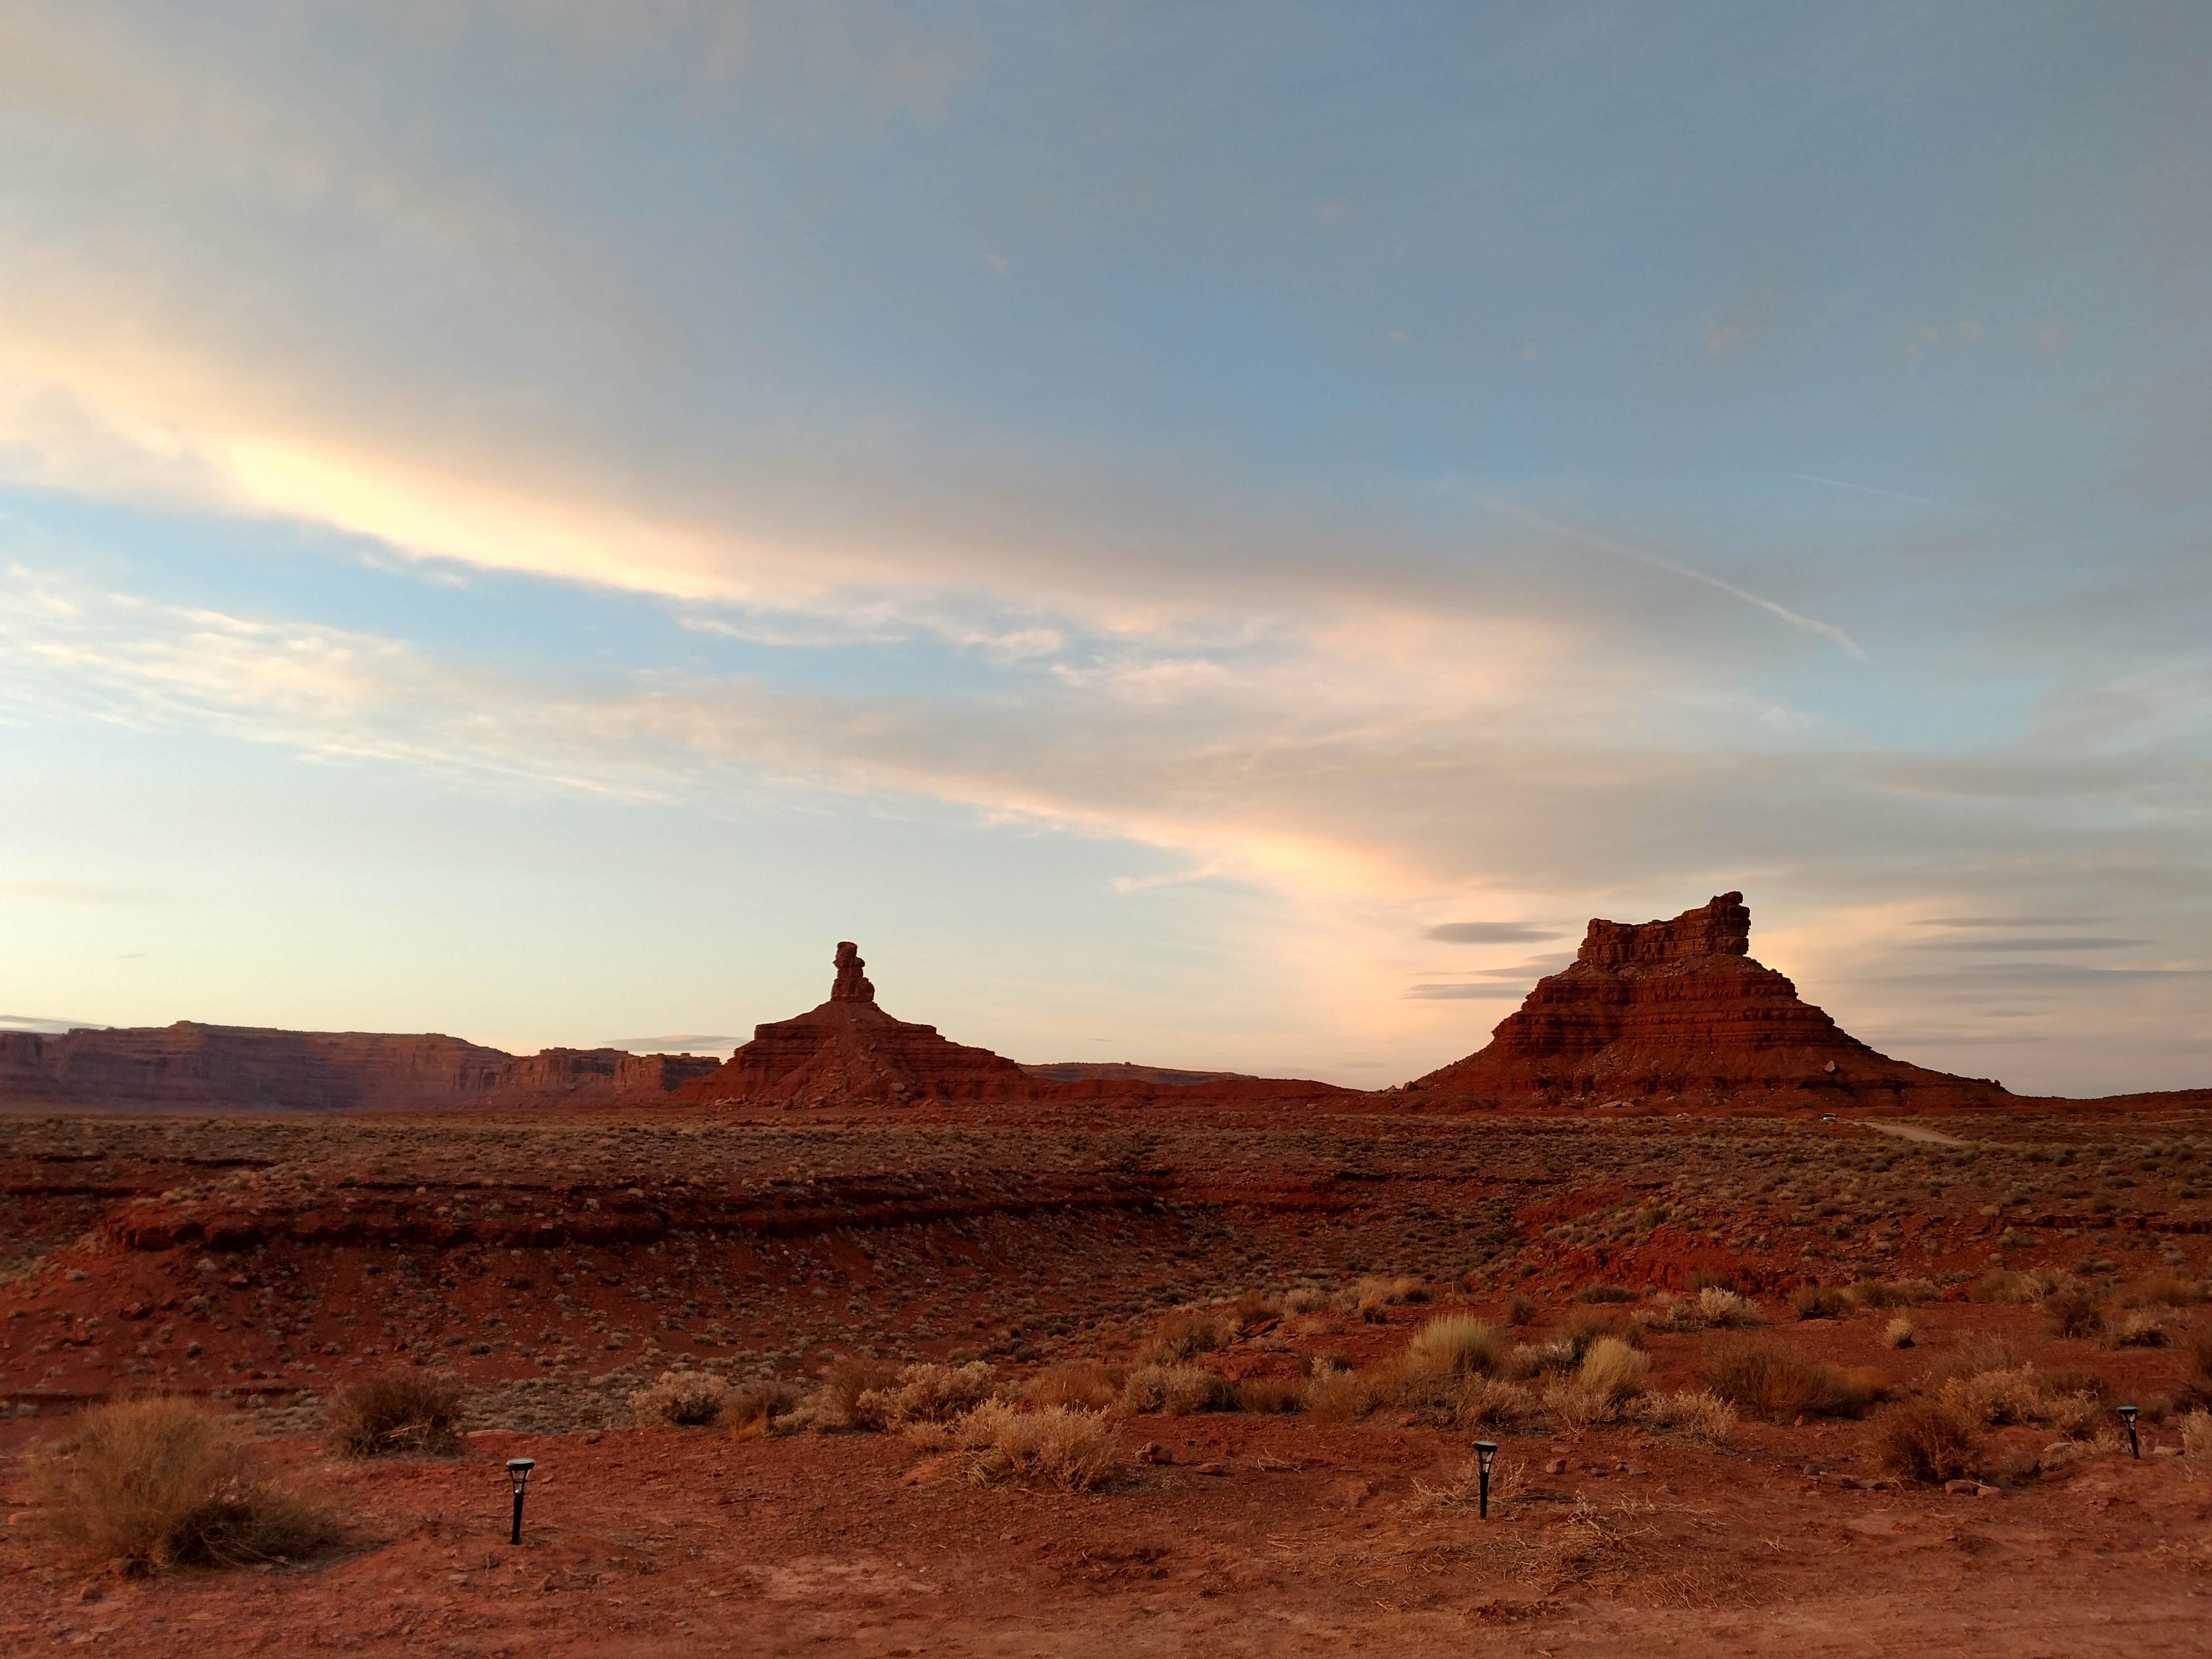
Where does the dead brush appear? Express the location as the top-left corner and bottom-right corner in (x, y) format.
(2043, 1284), (2108, 1341)
(1510, 1497), (1661, 1594)
(1503, 1294), (1539, 1327)
(1864, 1399), (1980, 1484)
(1229, 1290), (1285, 1331)
(1302, 1365), (1384, 1424)
(36, 1396), (343, 1572)
(1848, 1278), (1935, 1309)
(1345, 1274), (1430, 1322)
(721, 1379), (803, 1437)
(1882, 1314), (1922, 1349)
(2127, 1272), (2202, 1308)
(1233, 1376), (1304, 1414)
(1699, 1337), (1880, 1421)
(1410, 1453), (1527, 1515)
(628, 1369), (728, 1428)
(1120, 1363), (1234, 1416)
(1633, 1388), (1737, 1445)
(1454, 1376), (1542, 1429)
(1137, 1309), (1231, 1364)
(2109, 1310), (2168, 1348)
(936, 1400), (1120, 1492)
(1926, 1335), (2027, 1387)
(325, 1370), (464, 1457)
(1027, 1362), (1118, 1411)
(1789, 1284), (1851, 1321)
(1969, 1269), (2046, 1305)
(854, 1361), (997, 1430)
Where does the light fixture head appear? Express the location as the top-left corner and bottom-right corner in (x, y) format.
(2118, 1405), (2139, 1423)
(507, 1457), (536, 1490)
(1473, 1440), (1499, 1467)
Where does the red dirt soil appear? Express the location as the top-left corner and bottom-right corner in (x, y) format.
(6, 1096), (2212, 1652)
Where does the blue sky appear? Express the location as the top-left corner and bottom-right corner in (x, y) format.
(2, 2), (2208, 1092)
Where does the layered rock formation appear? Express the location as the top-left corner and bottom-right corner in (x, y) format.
(674, 943), (1038, 1107)
(1413, 892), (2008, 1109)
(0, 1023), (718, 1113)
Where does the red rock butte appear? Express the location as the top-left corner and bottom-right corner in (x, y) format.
(1413, 891), (2010, 1110)
(673, 942), (1039, 1107)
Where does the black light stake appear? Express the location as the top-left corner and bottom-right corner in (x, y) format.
(507, 1457), (536, 1545)
(2118, 1406), (2140, 1459)
(1473, 1440), (1499, 1520)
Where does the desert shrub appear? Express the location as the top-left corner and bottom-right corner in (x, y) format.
(1508, 1336), (1582, 1380)
(1865, 1399), (1980, 1484)
(1940, 1366), (2046, 1427)
(2181, 1409), (2212, 1459)
(1696, 1286), (1766, 1329)
(1282, 1284), (1330, 1315)
(2042, 1366), (2113, 1404)
(1405, 1315), (1504, 1379)
(628, 1369), (728, 1428)
(1233, 1376), (1304, 1414)
(1120, 1363), (1234, 1416)
(1503, 1294), (1539, 1327)
(1883, 1315), (1921, 1349)
(1635, 1388), (1737, 1445)
(1344, 1275), (1428, 1317)
(2111, 1311), (2168, 1348)
(1454, 1376), (1541, 1429)
(1926, 1335), (2027, 1387)
(325, 1370), (464, 1457)
(1230, 1290), (1285, 1330)
(940, 1401), (1120, 1492)
(1791, 1284), (1850, 1320)
(1138, 1310), (1231, 1364)
(1848, 1279), (1931, 1310)
(2129, 1272), (2202, 1308)
(1969, 1269), (2044, 1305)
(2044, 1285), (2107, 1341)
(1700, 1337), (1867, 1422)
(767, 1359), (901, 1435)
(1687, 1269), (1740, 1294)
(36, 1397), (341, 1571)
(722, 1379), (803, 1435)
(855, 1361), (997, 1430)
(1303, 1366), (1384, 1423)
(1576, 1284), (1638, 1304)
(1563, 1308), (1647, 1351)
(1027, 1363), (1118, 1411)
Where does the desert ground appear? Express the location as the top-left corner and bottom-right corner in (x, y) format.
(6, 1097), (2212, 1654)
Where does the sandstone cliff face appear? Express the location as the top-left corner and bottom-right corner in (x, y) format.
(0, 1023), (718, 1113)
(675, 943), (1038, 1107)
(1414, 892), (2007, 1108)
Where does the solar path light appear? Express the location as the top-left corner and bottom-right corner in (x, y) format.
(507, 1457), (536, 1545)
(2118, 1406), (2140, 1459)
(1472, 1441), (1499, 1519)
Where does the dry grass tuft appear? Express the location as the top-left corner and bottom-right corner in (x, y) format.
(325, 1370), (464, 1458)
(938, 1400), (1120, 1491)
(1969, 1269), (2045, 1305)
(1926, 1335), (2027, 1386)
(1302, 1366), (1384, 1424)
(628, 1369), (727, 1427)
(2127, 1272), (2201, 1308)
(1864, 1399), (1980, 1484)
(1405, 1315), (1505, 1379)
(36, 1397), (342, 1572)
(1695, 1286), (1766, 1329)
(1233, 1376), (1304, 1414)
(1503, 1294), (1539, 1326)
(1455, 1376), (1542, 1429)
(1882, 1314), (1921, 1349)
(2110, 1310), (2169, 1348)
(1576, 1284), (1639, 1304)
(1848, 1278), (1935, 1309)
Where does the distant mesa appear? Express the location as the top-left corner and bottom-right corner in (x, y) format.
(1020, 1061), (1253, 1087)
(673, 941), (1036, 1107)
(1412, 891), (2011, 1110)
(0, 1023), (717, 1113)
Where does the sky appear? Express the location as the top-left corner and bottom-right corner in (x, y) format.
(2, 2), (2208, 1094)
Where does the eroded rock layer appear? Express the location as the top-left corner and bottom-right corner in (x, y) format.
(1414, 892), (2008, 1109)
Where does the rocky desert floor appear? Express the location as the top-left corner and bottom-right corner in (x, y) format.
(5, 1097), (2212, 1653)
